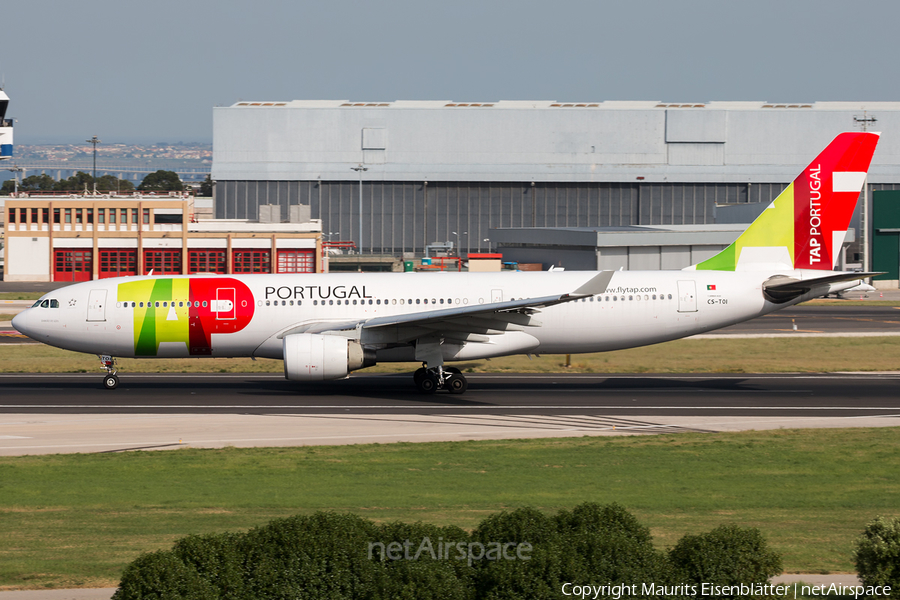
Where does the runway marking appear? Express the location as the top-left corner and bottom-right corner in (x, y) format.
(0, 435), (31, 439)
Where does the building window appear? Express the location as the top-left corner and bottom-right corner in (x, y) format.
(142, 208), (150, 224)
(86, 209), (93, 224)
(130, 209), (137, 224)
(189, 249), (226, 274)
(143, 249), (182, 274)
(8, 208), (15, 224)
(98, 209), (105, 224)
(42, 208), (49, 224)
(65, 209), (72, 224)
(109, 209), (116, 224)
(31, 208), (38, 224)
(154, 213), (182, 224)
(75, 209), (83, 224)
(53, 208), (60, 224)
(233, 249), (271, 273)
(277, 249), (315, 273)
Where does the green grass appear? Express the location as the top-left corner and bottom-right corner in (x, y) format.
(0, 292), (42, 301)
(2, 336), (899, 374)
(1, 429), (899, 590)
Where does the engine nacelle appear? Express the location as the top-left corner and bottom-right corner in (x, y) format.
(283, 334), (376, 381)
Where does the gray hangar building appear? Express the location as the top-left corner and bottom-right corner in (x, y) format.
(211, 100), (900, 268)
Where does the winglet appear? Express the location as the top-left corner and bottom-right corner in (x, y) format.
(693, 132), (880, 271)
(571, 271), (614, 296)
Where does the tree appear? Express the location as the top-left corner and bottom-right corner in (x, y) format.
(138, 170), (183, 192)
(20, 174), (57, 191)
(95, 174), (135, 193)
(198, 174), (213, 197)
(54, 171), (94, 192)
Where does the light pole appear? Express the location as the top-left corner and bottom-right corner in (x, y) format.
(483, 238), (491, 252)
(351, 164), (368, 253)
(87, 135), (101, 194)
(452, 231), (467, 255)
(5, 164), (24, 195)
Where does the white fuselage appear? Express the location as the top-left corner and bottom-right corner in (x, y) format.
(12, 269), (826, 364)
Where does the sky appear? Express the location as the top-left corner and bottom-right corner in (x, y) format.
(3, 0), (900, 144)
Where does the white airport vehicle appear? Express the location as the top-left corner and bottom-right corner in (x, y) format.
(13, 132), (880, 393)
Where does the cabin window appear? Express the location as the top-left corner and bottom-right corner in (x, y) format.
(202, 301), (207, 307)
(266, 301), (270, 306)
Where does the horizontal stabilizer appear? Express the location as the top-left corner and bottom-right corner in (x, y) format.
(762, 272), (881, 303)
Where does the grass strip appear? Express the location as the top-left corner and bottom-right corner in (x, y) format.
(1, 336), (899, 374)
(1, 429), (899, 589)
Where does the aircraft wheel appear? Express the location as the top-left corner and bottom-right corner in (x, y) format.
(103, 374), (119, 390)
(446, 373), (468, 394)
(413, 367), (427, 386)
(416, 372), (439, 394)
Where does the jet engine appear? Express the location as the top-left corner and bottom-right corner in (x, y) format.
(283, 333), (376, 381)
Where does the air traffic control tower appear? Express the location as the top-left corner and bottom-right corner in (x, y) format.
(0, 89), (12, 160)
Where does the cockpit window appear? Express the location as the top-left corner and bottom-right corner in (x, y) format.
(40, 300), (50, 308)
(32, 300), (42, 308)
(50, 299), (59, 308)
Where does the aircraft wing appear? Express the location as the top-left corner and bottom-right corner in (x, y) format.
(278, 271), (614, 338)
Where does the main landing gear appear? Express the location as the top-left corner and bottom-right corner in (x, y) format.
(413, 365), (468, 395)
(99, 355), (119, 390)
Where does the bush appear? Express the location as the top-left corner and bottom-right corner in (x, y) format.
(112, 550), (215, 600)
(370, 521), (472, 600)
(113, 508), (784, 600)
(555, 503), (677, 594)
(471, 503), (677, 600)
(172, 533), (246, 600)
(854, 516), (900, 595)
(239, 511), (380, 600)
(669, 524), (782, 598)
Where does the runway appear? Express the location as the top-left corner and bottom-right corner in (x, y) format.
(1, 373), (898, 456)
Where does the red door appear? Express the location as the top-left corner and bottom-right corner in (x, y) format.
(143, 249), (183, 275)
(99, 249), (138, 278)
(54, 249), (93, 282)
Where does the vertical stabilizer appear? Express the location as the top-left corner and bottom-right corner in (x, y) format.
(692, 132), (880, 271)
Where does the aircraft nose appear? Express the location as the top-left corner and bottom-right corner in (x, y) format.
(11, 310), (30, 336)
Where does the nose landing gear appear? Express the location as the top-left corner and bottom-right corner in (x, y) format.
(413, 364), (468, 395)
(99, 355), (119, 390)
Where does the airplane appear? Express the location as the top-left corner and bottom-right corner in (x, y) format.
(12, 131), (880, 394)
